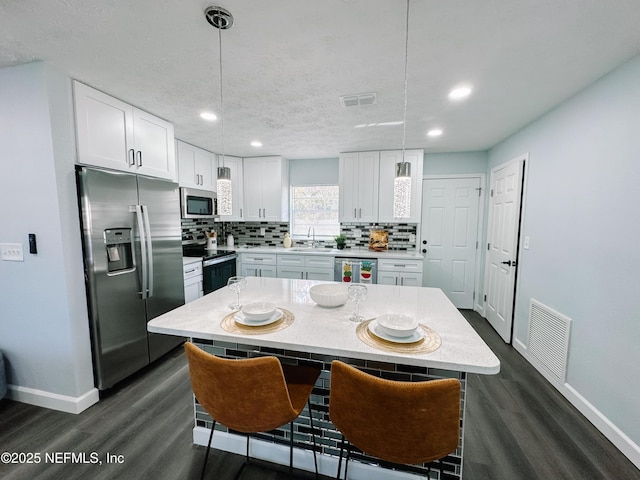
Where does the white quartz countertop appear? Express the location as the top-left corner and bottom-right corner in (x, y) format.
(235, 245), (423, 260)
(148, 277), (499, 374)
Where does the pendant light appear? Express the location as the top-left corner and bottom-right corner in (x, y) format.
(205, 6), (233, 216)
(393, 0), (412, 218)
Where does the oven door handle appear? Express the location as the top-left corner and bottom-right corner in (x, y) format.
(203, 254), (237, 267)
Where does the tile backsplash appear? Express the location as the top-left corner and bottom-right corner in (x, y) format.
(182, 220), (417, 251)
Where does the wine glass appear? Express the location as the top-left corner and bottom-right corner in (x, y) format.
(347, 284), (368, 322)
(227, 276), (247, 310)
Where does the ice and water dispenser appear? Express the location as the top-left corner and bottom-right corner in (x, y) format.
(104, 228), (134, 274)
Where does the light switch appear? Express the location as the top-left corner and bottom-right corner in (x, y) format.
(1, 243), (24, 261)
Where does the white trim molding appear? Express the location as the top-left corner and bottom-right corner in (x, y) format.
(7, 384), (99, 414)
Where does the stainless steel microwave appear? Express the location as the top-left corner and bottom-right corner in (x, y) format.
(180, 187), (217, 219)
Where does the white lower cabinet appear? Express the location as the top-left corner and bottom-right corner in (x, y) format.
(276, 254), (334, 280)
(377, 258), (423, 287)
(239, 253), (277, 278)
(183, 260), (203, 303)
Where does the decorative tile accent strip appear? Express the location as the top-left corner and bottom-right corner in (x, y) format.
(192, 338), (465, 480)
(182, 220), (418, 251)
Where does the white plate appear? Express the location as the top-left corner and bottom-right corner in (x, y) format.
(368, 320), (424, 344)
(234, 309), (283, 327)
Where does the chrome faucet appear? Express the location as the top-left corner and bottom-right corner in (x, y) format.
(307, 226), (319, 248)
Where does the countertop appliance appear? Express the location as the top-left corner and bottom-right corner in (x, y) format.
(334, 258), (378, 284)
(180, 187), (217, 219)
(182, 243), (237, 295)
(77, 166), (185, 390)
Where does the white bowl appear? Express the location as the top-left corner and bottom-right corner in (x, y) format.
(376, 313), (418, 337)
(309, 284), (349, 308)
(241, 302), (278, 320)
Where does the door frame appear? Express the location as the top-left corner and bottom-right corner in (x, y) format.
(482, 153), (529, 343)
(419, 173), (486, 312)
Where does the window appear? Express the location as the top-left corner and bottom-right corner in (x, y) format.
(290, 185), (340, 239)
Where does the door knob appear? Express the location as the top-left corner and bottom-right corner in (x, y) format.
(422, 249), (427, 254)
(501, 260), (517, 267)
(422, 240), (427, 244)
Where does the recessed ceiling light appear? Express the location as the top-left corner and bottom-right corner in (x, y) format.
(250, 141), (262, 147)
(427, 129), (443, 137)
(200, 111), (217, 121)
(448, 86), (472, 100)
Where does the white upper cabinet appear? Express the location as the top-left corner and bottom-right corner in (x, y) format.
(378, 149), (424, 223)
(73, 81), (176, 181)
(217, 155), (244, 221)
(339, 151), (380, 223)
(243, 156), (289, 222)
(176, 140), (216, 191)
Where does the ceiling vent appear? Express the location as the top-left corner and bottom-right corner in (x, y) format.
(339, 92), (377, 107)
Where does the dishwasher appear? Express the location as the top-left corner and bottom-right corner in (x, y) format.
(334, 258), (377, 284)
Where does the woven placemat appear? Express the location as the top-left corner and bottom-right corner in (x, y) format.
(220, 308), (294, 335)
(356, 319), (441, 354)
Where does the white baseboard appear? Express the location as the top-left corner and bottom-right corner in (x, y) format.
(193, 427), (423, 480)
(7, 384), (99, 414)
(513, 342), (640, 470)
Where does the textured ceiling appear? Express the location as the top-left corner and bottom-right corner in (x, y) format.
(1, 0), (640, 159)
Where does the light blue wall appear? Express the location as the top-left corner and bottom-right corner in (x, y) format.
(289, 157), (339, 185)
(0, 63), (95, 403)
(488, 54), (640, 449)
(423, 151), (488, 175)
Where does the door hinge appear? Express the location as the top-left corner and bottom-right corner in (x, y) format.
(491, 189), (494, 197)
(476, 187), (482, 197)
(487, 243), (490, 250)
(473, 291), (476, 301)
(476, 241), (478, 249)
(484, 294), (487, 302)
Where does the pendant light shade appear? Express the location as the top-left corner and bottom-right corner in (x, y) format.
(216, 164), (232, 215)
(207, 5), (234, 216)
(393, 161), (411, 218)
(393, 0), (412, 218)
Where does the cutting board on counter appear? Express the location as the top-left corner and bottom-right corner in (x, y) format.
(369, 230), (388, 251)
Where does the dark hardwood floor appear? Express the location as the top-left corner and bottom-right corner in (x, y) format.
(0, 310), (638, 480)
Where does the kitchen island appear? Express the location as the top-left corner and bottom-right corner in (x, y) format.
(148, 277), (499, 479)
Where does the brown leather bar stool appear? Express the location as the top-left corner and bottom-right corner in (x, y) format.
(184, 342), (321, 480)
(329, 360), (461, 479)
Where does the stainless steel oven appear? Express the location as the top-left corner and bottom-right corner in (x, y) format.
(203, 253), (237, 294)
(180, 187), (217, 219)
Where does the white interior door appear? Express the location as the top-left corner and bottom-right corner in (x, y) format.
(421, 177), (481, 308)
(483, 157), (525, 343)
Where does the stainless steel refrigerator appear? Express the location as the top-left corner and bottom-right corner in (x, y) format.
(77, 166), (185, 390)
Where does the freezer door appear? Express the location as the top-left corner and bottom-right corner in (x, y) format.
(77, 167), (151, 390)
(136, 176), (186, 361)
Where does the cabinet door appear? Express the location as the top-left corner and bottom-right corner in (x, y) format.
(74, 81), (134, 172)
(132, 108), (176, 181)
(259, 266), (278, 278)
(277, 266), (305, 279)
(339, 153), (359, 222)
(184, 280), (202, 303)
(195, 150), (215, 190)
(378, 272), (399, 286)
(357, 151), (380, 222)
(243, 158), (263, 221)
(241, 265), (259, 277)
(399, 273), (422, 287)
(378, 149), (423, 223)
(261, 157), (286, 221)
(305, 268), (334, 281)
(177, 141), (198, 187)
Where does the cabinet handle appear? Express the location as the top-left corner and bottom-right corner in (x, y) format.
(185, 268), (196, 274)
(394, 264), (406, 268)
(301, 272), (304, 279)
(401, 277), (404, 286)
(240, 208), (243, 218)
(359, 208), (362, 218)
(262, 208), (266, 217)
(128, 149), (135, 166)
(354, 208), (357, 218)
(137, 150), (143, 167)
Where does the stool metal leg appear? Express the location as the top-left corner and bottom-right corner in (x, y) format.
(336, 435), (346, 479)
(307, 399), (319, 480)
(201, 420), (216, 480)
(289, 421), (294, 479)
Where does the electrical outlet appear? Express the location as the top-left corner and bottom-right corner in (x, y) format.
(354, 229), (361, 238)
(409, 233), (416, 243)
(260, 227), (266, 236)
(1, 243), (24, 261)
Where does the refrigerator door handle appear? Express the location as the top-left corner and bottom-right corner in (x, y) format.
(141, 205), (154, 298)
(135, 205), (148, 299)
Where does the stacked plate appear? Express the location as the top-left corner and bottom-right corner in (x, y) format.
(235, 302), (282, 326)
(368, 313), (424, 343)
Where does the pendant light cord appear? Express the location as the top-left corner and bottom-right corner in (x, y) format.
(218, 26), (226, 168)
(401, 0), (410, 164)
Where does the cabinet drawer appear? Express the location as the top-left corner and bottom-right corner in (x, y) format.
(304, 256), (335, 268)
(378, 258), (423, 273)
(239, 253), (277, 265)
(183, 261), (203, 279)
(277, 255), (305, 267)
